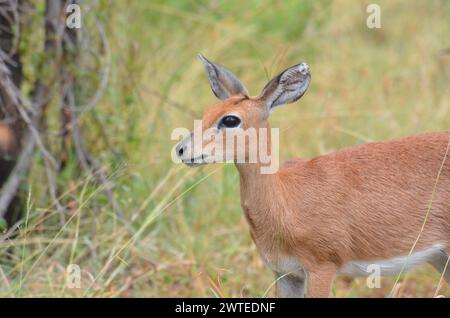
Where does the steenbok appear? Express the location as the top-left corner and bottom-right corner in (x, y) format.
(175, 55), (450, 297)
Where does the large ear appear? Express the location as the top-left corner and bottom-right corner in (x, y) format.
(198, 54), (248, 100)
(257, 62), (311, 111)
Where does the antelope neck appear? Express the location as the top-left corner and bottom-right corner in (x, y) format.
(235, 161), (282, 223)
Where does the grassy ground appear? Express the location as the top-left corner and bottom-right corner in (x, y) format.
(1, 0), (450, 297)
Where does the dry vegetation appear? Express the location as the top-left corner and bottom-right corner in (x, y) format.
(0, 0), (450, 297)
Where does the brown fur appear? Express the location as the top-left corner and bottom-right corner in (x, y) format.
(191, 96), (450, 297)
(181, 57), (449, 297)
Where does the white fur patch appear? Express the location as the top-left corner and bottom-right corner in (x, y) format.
(338, 244), (447, 277)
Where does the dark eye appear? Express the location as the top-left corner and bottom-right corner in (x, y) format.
(220, 115), (241, 128)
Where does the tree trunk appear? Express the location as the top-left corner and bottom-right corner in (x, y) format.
(0, 0), (24, 226)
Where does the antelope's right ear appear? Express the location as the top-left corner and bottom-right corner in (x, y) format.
(257, 62), (311, 112)
(198, 54), (248, 100)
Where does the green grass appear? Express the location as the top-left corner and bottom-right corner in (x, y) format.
(1, 0), (450, 297)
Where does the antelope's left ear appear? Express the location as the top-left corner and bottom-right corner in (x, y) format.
(257, 63), (311, 112)
(198, 54), (248, 100)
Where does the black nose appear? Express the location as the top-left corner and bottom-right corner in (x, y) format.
(177, 144), (185, 157)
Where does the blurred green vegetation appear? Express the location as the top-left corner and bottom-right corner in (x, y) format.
(0, 0), (449, 297)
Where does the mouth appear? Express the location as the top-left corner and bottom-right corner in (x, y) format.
(182, 155), (207, 167)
